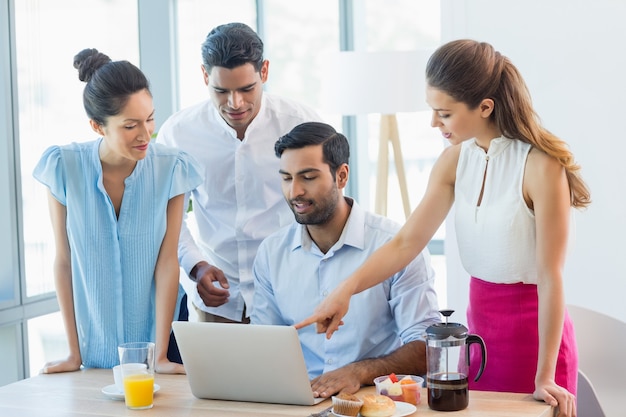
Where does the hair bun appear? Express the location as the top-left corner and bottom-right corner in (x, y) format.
(73, 48), (112, 82)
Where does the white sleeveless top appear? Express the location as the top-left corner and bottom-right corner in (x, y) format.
(454, 137), (537, 284)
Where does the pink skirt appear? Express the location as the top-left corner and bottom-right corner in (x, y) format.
(466, 277), (577, 395)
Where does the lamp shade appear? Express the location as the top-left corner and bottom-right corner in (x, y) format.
(321, 50), (433, 115)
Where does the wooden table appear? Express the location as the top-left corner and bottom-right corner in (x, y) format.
(0, 369), (553, 416)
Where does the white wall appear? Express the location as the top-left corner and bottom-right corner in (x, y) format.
(441, 0), (626, 323)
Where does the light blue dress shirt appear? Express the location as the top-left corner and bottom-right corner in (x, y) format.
(251, 199), (440, 379)
(33, 139), (203, 368)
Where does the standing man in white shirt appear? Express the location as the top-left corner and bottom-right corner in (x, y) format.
(157, 22), (321, 323)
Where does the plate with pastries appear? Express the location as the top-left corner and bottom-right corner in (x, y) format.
(331, 393), (417, 417)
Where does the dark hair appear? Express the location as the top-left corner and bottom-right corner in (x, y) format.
(201, 22), (264, 72)
(275, 122), (349, 178)
(426, 39), (590, 208)
(73, 48), (151, 126)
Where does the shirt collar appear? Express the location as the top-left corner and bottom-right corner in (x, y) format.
(208, 94), (269, 141)
(468, 135), (513, 158)
(288, 197), (366, 253)
(206, 94), (268, 141)
(93, 136), (143, 179)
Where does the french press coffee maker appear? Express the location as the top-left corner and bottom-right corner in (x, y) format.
(424, 309), (487, 411)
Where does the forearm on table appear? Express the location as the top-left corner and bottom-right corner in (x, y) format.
(349, 341), (427, 386)
(48, 195), (81, 360)
(53, 261), (81, 359)
(535, 276), (564, 384)
(154, 258), (180, 361)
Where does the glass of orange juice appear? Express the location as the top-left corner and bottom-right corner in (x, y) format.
(118, 342), (155, 410)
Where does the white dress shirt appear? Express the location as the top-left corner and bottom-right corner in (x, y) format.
(157, 93), (321, 320)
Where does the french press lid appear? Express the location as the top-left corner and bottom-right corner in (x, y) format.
(425, 309), (468, 340)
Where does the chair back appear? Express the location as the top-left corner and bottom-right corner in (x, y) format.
(568, 304), (625, 417)
(576, 370), (605, 417)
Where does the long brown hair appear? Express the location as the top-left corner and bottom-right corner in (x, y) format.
(426, 39), (590, 208)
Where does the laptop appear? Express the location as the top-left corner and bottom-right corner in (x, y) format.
(172, 321), (326, 405)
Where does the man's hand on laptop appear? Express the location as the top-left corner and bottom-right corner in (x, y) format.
(310, 366), (361, 398)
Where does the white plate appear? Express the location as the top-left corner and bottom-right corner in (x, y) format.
(332, 401), (417, 417)
(101, 383), (160, 400)
(390, 401), (417, 416)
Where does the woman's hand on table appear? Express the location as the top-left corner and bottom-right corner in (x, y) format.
(40, 355), (82, 374)
(533, 381), (577, 417)
(156, 358), (186, 374)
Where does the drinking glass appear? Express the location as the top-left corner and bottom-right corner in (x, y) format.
(118, 342), (155, 410)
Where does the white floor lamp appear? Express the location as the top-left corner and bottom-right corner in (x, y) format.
(322, 50), (431, 219)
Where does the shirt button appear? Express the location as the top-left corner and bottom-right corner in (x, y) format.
(322, 291), (328, 297)
(327, 359), (333, 365)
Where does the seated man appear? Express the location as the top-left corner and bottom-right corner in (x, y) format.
(251, 121), (440, 398)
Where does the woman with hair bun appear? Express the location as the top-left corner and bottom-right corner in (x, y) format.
(33, 48), (203, 374)
(297, 39), (588, 417)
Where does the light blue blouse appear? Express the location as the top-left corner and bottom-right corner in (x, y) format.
(251, 199), (441, 379)
(33, 139), (203, 368)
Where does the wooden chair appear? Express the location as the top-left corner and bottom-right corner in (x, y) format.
(568, 304), (625, 417)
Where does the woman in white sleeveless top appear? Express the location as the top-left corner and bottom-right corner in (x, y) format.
(296, 39), (590, 417)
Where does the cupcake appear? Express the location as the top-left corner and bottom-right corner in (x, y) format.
(331, 392), (363, 416)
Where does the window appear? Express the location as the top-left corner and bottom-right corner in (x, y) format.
(176, 0), (256, 108)
(362, 0), (442, 219)
(262, 0), (339, 112)
(362, 0), (446, 302)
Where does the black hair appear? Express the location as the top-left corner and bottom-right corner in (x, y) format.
(200, 22), (264, 72)
(275, 122), (350, 178)
(73, 48), (151, 126)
